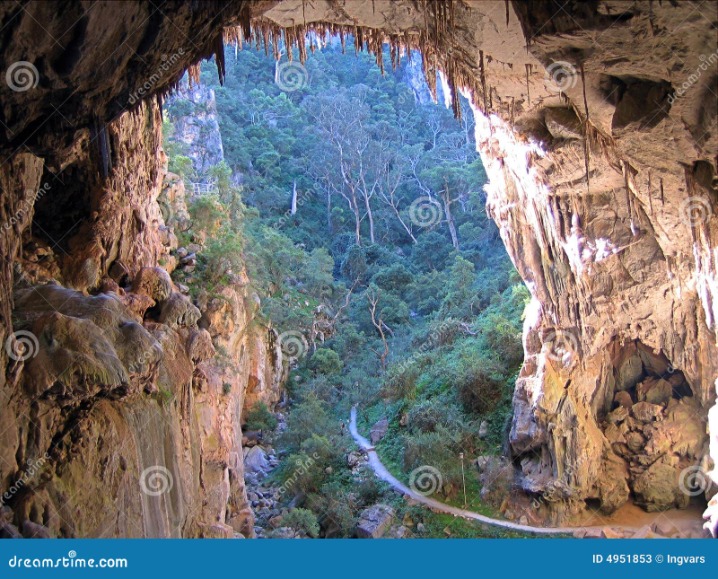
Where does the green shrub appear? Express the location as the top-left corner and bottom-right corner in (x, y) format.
(244, 402), (278, 431)
(456, 364), (505, 415)
(282, 508), (320, 538)
(308, 348), (343, 375)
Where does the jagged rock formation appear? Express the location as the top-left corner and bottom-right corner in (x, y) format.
(0, 0), (716, 536)
(167, 83), (225, 178)
(0, 96), (282, 537)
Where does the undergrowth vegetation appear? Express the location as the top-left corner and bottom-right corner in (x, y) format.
(163, 41), (528, 538)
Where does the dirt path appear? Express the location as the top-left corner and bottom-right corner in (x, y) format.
(348, 406), (703, 537)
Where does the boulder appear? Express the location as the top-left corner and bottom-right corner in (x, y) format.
(131, 266), (173, 303)
(636, 377), (672, 405)
(606, 406), (629, 424)
(600, 527), (622, 539)
(632, 457), (688, 511)
(613, 390), (634, 409)
(370, 418), (389, 444)
(356, 504), (394, 538)
(631, 402), (664, 423)
(244, 446), (270, 476)
(478, 420), (489, 439)
(347, 451), (362, 468)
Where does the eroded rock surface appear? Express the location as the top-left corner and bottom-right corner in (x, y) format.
(0, 0), (716, 536)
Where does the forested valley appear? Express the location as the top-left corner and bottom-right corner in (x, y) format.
(162, 42), (528, 538)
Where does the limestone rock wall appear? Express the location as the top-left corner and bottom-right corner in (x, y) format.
(0, 99), (282, 538)
(167, 84), (225, 178)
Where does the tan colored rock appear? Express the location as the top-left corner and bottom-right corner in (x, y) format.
(631, 402), (664, 423)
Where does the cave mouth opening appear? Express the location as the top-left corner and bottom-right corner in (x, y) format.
(600, 340), (708, 514)
(160, 37), (529, 530)
(30, 164), (94, 256)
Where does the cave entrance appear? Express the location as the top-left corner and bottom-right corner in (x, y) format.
(600, 341), (708, 513)
(31, 164), (94, 255)
(160, 37), (526, 536)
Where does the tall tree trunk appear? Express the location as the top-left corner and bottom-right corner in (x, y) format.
(352, 197), (361, 246)
(290, 181), (297, 215)
(363, 191), (375, 244)
(442, 184), (459, 249)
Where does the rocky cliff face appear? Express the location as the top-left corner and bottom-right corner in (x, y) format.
(0, 99), (282, 538)
(0, 0), (716, 537)
(168, 84), (225, 178)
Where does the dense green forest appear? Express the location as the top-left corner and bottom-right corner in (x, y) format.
(163, 41), (529, 537)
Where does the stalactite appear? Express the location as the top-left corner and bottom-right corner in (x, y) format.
(91, 116), (111, 179)
(188, 2), (480, 121)
(479, 50), (488, 113)
(647, 172), (654, 215)
(525, 63), (531, 105)
(580, 63), (590, 192)
(187, 63), (201, 87)
(214, 33), (226, 86)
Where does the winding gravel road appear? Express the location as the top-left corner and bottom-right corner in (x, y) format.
(349, 406), (616, 537)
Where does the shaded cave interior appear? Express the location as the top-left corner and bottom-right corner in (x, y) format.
(596, 340), (708, 513)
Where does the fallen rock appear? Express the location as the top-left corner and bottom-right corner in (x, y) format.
(370, 418), (389, 444)
(631, 402), (664, 423)
(478, 420), (489, 439)
(347, 451), (362, 468)
(636, 377), (672, 405)
(244, 446), (270, 476)
(606, 406), (629, 424)
(613, 390), (634, 409)
(600, 527), (623, 539)
(632, 457), (688, 511)
(356, 504), (394, 538)
(652, 519), (679, 537)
